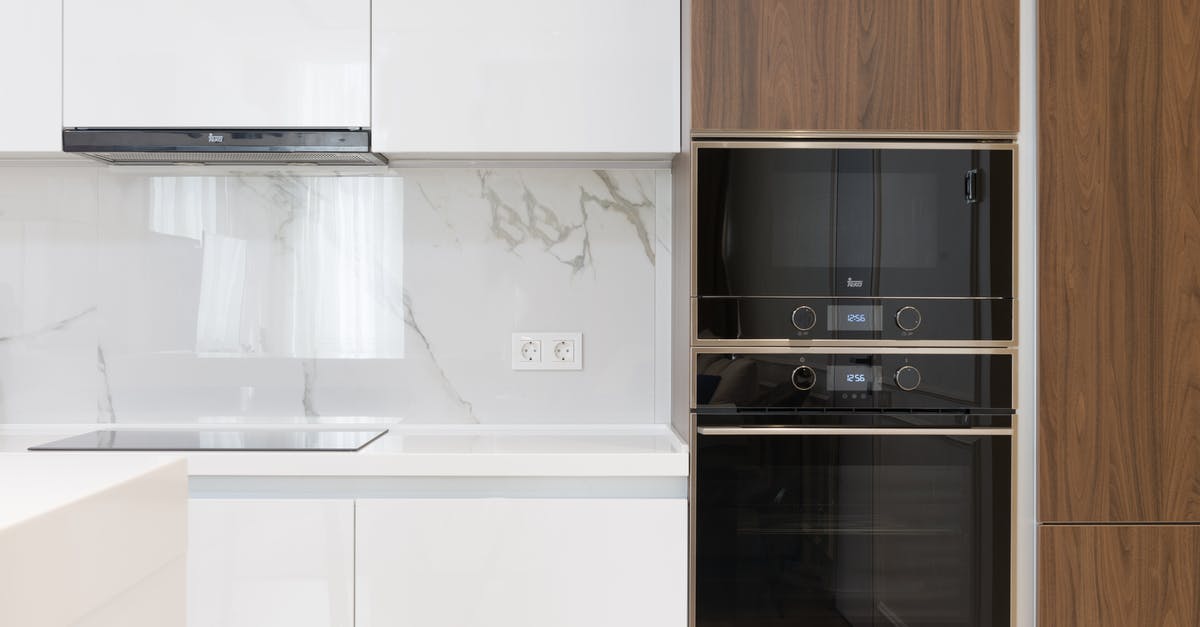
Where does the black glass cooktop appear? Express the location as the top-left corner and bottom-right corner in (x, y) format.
(28, 429), (388, 452)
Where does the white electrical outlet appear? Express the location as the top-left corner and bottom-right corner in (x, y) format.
(512, 332), (582, 370)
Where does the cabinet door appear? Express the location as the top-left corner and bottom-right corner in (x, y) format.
(1040, 525), (1200, 626)
(63, 0), (370, 128)
(1038, 0), (1200, 523)
(692, 0), (1018, 133)
(372, 0), (680, 154)
(356, 498), (687, 627)
(0, 0), (61, 151)
(188, 499), (354, 627)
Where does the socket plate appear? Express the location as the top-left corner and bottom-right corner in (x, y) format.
(511, 332), (583, 370)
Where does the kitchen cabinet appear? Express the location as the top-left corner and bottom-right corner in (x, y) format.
(1039, 525), (1200, 626)
(691, 0), (1019, 134)
(188, 499), (354, 627)
(0, 0), (61, 151)
(371, 0), (680, 155)
(355, 498), (687, 627)
(62, 0), (370, 129)
(1038, 0), (1200, 524)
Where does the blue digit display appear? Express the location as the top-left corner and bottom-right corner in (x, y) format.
(846, 373), (866, 383)
(828, 306), (880, 331)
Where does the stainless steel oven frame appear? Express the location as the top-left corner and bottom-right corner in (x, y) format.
(689, 139), (1019, 349)
(687, 346), (1019, 627)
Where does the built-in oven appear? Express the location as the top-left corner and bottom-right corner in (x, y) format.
(692, 349), (1014, 627)
(693, 141), (1015, 345)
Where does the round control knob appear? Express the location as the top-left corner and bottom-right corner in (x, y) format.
(791, 305), (817, 331)
(894, 365), (922, 391)
(791, 365), (817, 391)
(895, 306), (923, 332)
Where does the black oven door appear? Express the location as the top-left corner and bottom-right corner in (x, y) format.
(694, 143), (1014, 342)
(693, 418), (1011, 627)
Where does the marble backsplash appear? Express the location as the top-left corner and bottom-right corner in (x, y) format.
(0, 164), (670, 425)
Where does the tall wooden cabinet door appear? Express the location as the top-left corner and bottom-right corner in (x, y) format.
(1038, 0), (1200, 523)
(1039, 526), (1200, 626)
(691, 0), (1019, 133)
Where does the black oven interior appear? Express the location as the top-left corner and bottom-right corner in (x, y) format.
(694, 425), (1011, 627)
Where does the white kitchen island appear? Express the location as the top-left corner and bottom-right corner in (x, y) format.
(0, 454), (188, 627)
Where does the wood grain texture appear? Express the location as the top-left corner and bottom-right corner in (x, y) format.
(691, 0), (1019, 133)
(1039, 526), (1200, 626)
(1038, 0), (1200, 523)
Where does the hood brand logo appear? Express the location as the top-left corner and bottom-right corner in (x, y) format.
(207, 133), (225, 143)
(846, 277), (864, 288)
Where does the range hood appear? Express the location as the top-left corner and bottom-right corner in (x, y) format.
(62, 129), (387, 166)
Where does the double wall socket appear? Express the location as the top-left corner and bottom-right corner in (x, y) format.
(511, 332), (583, 370)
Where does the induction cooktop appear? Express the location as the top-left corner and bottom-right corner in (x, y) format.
(28, 429), (388, 452)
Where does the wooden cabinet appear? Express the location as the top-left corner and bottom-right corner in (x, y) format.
(355, 498), (687, 627)
(1038, 0), (1200, 524)
(1039, 526), (1200, 626)
(691, 0), (1019, 134)
(372, 0), (680, 155)
(187, 499), (354, 627)
(0, 0), (61, 151)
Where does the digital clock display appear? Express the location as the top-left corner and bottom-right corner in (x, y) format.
(826, 305), (883, 332)
(828, 365), (884, 391)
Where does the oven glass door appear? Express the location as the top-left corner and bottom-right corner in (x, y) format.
(694, 421), (1011, 627)
(695, 145), (1013, 299)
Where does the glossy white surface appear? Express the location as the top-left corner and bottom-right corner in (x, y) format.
(0, 455), (187, 627)
(356, 498), (687, 627)
(0, 0), (60, 151)
(1, 424), (688, 477)
(188, 499), (353, 627)
(372, 0), (680, 154)
(62, 0), (370, 128)
(0, 167), (667, 425)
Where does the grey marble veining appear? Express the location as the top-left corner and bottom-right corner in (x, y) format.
(0, 165), (668, 425)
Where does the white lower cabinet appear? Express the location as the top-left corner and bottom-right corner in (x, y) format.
(187, 499), (354, 627)
(355, 498), (687, 627)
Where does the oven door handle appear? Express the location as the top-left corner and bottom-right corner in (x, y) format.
(696, 427), (1012, 436)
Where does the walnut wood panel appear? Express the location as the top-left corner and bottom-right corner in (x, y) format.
(1039, 525), (1200, 626)
(1038, 0), (1200, 523)
(691, 0), (1019, 133)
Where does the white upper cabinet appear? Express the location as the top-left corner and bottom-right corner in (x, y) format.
(63, 0), (370, 129)
(0, 0), (61, 151)
(372, 0), (681, 155)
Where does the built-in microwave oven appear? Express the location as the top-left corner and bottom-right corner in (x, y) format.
(693, 141), (1015, 345)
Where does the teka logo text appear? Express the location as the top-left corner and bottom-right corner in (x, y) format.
(846, 277), (864, 288)
(207, 133), (224, 143)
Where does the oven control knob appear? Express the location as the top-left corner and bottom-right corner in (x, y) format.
(791, 365), (817, 391)
(895, 306), (923, 332)
(894, 365), (922, 391)
(791, 305), (817, 331)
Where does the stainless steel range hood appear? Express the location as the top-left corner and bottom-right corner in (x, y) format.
(62, 129), (388, 165)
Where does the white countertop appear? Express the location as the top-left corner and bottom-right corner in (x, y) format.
(0, 454), (188, 627)
(0, 423), (690, 478)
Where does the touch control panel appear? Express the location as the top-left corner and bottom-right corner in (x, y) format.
(695, 351), (1013, 410)
(696, 297), (1013, 343)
